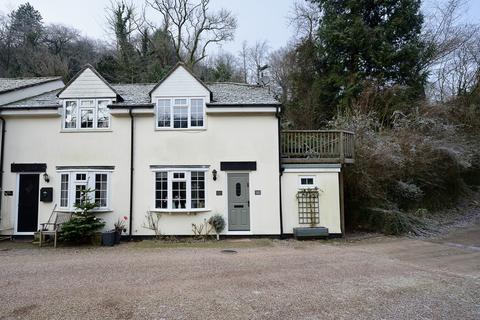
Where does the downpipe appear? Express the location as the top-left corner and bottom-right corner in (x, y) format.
(275, 106), (284, 237)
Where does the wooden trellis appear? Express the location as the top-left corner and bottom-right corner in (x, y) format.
(296, 188), (320, 226)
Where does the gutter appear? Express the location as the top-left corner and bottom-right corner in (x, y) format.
(128, 108), (134, 238)
(275, 106), (284, 237)
(0, 117), (4, 223)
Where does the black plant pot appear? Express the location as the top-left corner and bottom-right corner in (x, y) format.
(102, 230), (116, 246)
(114, 230), (121, 244)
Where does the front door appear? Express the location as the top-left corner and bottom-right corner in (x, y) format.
(228, 173), (250, 231)
(17, 174), (39, 233)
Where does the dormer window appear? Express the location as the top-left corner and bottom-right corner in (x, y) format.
(63, 99), (112, 130)
(156, 98), (205, 129)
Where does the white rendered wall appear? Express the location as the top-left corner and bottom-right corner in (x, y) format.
(281, 169), (341, 234)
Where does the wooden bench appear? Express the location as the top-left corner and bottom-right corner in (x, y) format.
(39, 206), (72, 248)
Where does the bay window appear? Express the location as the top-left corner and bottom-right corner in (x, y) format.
(156, 98), (205, 129)
(154, 170), (206, 211)
(58, 171), (111, 211)
(63, 99), (112, 130)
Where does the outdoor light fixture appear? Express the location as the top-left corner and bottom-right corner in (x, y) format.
(212, 169), (217, 181)
(43, 172), (50, 183)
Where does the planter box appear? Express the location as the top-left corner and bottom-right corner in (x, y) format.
(114, 231), (121, 244)
(102, 231), (116, 246)
(91, 232), (102, 246)
(293, 227), (329, 239)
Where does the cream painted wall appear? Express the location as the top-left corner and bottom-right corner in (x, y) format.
(132, 113), (280, 235)
(0, 114), (131, 235)
(0, 113), (281, 236)
(281, 170), (341, 234)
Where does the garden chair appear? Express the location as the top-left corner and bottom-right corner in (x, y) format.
(39, 205), (72, 248)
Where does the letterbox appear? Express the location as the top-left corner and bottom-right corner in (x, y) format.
(40, 187), (53, 202)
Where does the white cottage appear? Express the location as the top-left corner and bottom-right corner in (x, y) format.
(0, 63), (354, 237)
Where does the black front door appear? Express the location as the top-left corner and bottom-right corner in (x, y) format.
(17, 174), (39, 232)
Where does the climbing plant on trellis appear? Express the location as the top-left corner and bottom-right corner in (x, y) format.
(296, 188), (320, 226)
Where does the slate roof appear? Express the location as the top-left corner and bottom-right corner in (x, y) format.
(0, 77), (62, 94)
(2, 82), (279, 108)
(207, 83), (280, 105)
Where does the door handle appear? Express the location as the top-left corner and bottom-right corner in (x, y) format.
(234, 205), (244, 208)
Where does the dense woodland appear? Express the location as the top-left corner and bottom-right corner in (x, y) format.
(1, 0), (479, 234)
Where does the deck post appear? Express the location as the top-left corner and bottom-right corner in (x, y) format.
(339, 131), (345, 164)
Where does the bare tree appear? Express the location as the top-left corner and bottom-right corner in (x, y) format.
(146, 0), (237, 67)
(288, 0), (321, 42)
(248, 40), (269, 84)
(424, 0), (480, 100)
(268, 46), (295, 103)
(238, 40), (248, 83)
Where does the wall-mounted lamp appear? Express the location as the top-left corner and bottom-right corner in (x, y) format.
(212, 169), (217, 181)
(43, 172), (50, 183)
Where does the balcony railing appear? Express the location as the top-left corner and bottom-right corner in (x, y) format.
(281, 130), (355, 164)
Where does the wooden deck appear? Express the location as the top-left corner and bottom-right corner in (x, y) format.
(281, 130), (355, 164)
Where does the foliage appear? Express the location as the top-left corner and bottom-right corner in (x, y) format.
(192, 220), (214, 240)
(143, 211), (162, 240)
(330, 95), (480, 234)
(114, 216), (128, 233)
(59, 188), (105, 243)
(207, 214), (226, 234)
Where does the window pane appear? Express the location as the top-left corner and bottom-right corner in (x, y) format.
(157, 99), (171, 127)
(173, 172), (185, 179)
(60, 174), (69, 207)
(173, 106), (188, 128)
(97, 100), (110, 128)
(75, 185), (86, 206)
(191, 171), (205, 209)
(155, 172), (168, 209)
(191, 99), (204, 127)
(172, 180), (187, 209)
(236, 183), (241, 196)
(174, 99), (187, 105)
(95, 174), (108, 207)
(76, 173), (86, 181)
(65, 101), (77, 128)
(80, 109), (94, 128)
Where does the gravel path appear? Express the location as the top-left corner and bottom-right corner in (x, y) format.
(0, 227), (479, 320)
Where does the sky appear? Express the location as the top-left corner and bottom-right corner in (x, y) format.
(0, 0), (295, 55)
(0, 0), (479, 55)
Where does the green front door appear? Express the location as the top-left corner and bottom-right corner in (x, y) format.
(228, 173), (250, 231)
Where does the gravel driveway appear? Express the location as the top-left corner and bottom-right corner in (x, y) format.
(1, 227), (479, 320)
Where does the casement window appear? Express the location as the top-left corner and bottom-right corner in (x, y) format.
(63, 99), (112, 130)
(156, 98), (205, 129)
(299, 176), (316, 189)
(154, 170), (206, 211)
(58, 171), (111, 211)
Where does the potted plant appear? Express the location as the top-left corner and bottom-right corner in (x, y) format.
(114, 216), (128, 244)
(208, 214), (226, 240)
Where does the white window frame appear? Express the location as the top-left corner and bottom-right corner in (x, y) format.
(57, 170), (112, 211)
(155, 97), (206, 130)
(299, 176), (316, 189)
(152, 168), (208, 212)
(62, 99), (112, 130)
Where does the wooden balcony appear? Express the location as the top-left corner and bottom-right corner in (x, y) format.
(281, 130), (355, 164)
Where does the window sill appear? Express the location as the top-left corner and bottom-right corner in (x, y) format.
(149, 208), (211, 215)
(154, 128), (207, 132)
(60, 129), (113, 133)
(57, 209), (113, 213)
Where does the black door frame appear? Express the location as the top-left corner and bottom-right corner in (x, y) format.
(16, 172), (40, 234)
